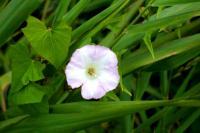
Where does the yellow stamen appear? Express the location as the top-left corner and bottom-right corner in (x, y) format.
(87, 67), (95, 76)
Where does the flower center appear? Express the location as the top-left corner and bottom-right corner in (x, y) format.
(87, 67), (96, 77)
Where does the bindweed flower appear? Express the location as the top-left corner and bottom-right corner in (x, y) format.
(65, 45), (120, 100)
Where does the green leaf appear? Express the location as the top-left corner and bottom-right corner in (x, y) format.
(83, 0), (113, 12)
(76, 37), (92, 48)
(0, 115), (29, 131)
(0, 0), (8, 12)
(150, 2), (200, 20)
(145, 47), (200, 71)
(19, 101), (49, 115)
(23, 16), (71, 68)
(176, 66), (196, 97)
(53, 0), (71, 24)
(104, 91), (120, 101)
(8, 43), (31, 93)
(119, 75), (134, 133)
(160, 71), (169, 97)
(143, 32), (155, 59)
(100, 0), (144, 47)
(0, 0), (42, 46)
(21, 60), (45, 85)
(3, 100), (200, 132)
(0, 71), (11, 92)
(122, 34), (200, 75)
(0, 72), (11, 107)
(9, 83), (45, 105)
(113, 11), (200, 51)
(63, 0), (91, 25)
(182, 83), (200, 99)
(135, 72), (152, 100)
(72, 0), (125, 41)
(176, 109), (200, 133)
(74, 0), (129, 48)
(51, 100), (200, 114)
(152, 0), (200, 6)
(42, 73), (65, 100)
(8, 43), (44, 93)
(153, 19), (200, 47)
(135, 108), (167, 132)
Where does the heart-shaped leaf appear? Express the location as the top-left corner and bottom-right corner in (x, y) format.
(23, 16), (71, 68)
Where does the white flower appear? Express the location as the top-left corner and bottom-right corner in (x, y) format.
(65, 45), (120, 100)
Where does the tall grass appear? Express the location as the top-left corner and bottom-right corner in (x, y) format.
(0, 0), (200, 132)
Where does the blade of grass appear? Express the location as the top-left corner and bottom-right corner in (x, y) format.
(175, 109), (200, 133)
(119, 75), (134, 133)
(157, 76), (200, 130)
(135, 72), (152, 100)
(0, 72), (11, 112)
(144, 47), (200, 71)
(181, 82), (200, 100)
(100, 0), (144, 47)
(160, 71), (169, 98)
(122, 34), (200, 75)
(138, 68), (199, 132)
(154, 19), (200, 47)
(41, 0), (50, 21)
(0, 115), (29, 130)
(152, 0), (200, 6)
(0, 0), (9, 11)
(0, 0), (42, 46)
(63, 0), (91, 25)
(2, 100), (200, 132)
(135, 108), (167, 132)
(175, 66), (196, 97)
(83, 0), (113, 13)
(75, 0), (129, 48)
(164, 108), (193, 129)
(126, 19), (200, 62)
(146, 86), (163, 99)
(135, 72), (152, 131)
(150, 2), (200, 20)
(72, 0), (125, 41)
(113, 11), (200, 51)
(143, 32), (155, 59)
(52, 0), (71, 24)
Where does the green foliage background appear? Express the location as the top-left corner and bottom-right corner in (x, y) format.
(0, 0), (200, 132)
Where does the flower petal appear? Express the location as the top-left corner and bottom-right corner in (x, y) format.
(65, 63), (86, 89)
(95, 45), (118, 68)
(81, 80), (106, 99)
(65, 44), (120, 100)
(69, 47), (91, 68)
(65, 48), (91, 89)
(78, 45), (118, 67)
(98, 67), (120, 91)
